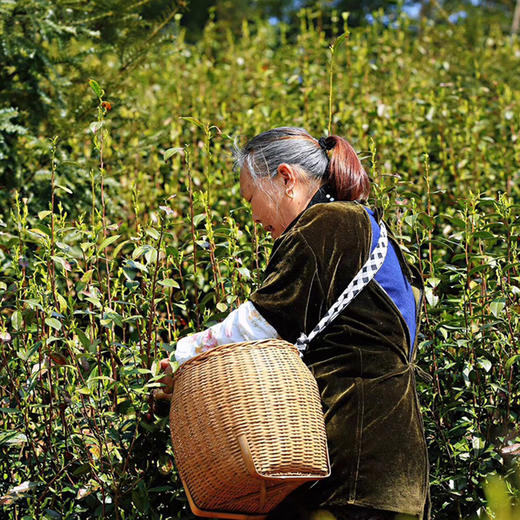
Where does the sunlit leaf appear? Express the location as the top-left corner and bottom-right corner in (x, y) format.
(45, 318), (62, 331)
(89, 79), (103, 98)
(11, 311), (23, 331)
(98, 234), (121, 253)
(163, 147), (184, 160)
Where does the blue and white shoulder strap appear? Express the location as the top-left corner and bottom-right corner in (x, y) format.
(295, 221), (388, 357)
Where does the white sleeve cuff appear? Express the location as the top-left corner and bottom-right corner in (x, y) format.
(174, 301), (280, 365)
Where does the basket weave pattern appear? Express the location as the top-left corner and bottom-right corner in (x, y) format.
(169, 339), (330, 517)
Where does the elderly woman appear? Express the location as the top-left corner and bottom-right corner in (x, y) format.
(156, 127), (431, 520)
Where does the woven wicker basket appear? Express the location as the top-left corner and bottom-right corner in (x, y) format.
(169, 338), (331, 520)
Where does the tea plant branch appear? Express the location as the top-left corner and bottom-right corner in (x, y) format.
(185, 147), (201, 328)
(496, 195), (519, 420)
(327, 30), (348, 135)
(44, 342), (59, 462)
(0, 344), (44, 475)
(421, 155), (446, 403)
(120, 421), (141, 478)
(90, 80), (123, 411)
(145, 213), (166, 367)
(35, 459), (75, 513)
(202, 192), (224, 300)
(94, 94), (114, 312)
(423, 155), (434, 274)
(48, 137), (59, 310)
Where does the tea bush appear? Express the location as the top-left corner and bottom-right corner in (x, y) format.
(0, 0), (181, 221)
(1, 6), (519, 519)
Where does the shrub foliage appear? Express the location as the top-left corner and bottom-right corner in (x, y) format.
(1, 6), (519, 519)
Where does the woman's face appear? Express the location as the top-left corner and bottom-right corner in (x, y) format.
(239, 163), (315, 240)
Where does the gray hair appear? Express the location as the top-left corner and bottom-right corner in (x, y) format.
(233, 126), (371, 202)
(232, 126), (328, 184)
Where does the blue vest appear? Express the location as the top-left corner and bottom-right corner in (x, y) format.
(364, 208), (417, 357)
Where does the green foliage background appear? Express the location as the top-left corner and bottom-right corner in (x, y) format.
(1, 2), (519, 519)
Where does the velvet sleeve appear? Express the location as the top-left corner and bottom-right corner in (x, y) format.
(249, 229), (327, 344)
(249, 203), (372, 345)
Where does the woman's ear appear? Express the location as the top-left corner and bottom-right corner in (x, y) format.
(277, 163), (297, 190)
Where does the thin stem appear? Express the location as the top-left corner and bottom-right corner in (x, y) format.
(186, 149), (200, 328)
(328, 48), (334, 135)
(48, 138), (59, 309)
(146, 215), (165, 367)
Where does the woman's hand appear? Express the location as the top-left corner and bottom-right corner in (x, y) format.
(153, 358), (174, 401)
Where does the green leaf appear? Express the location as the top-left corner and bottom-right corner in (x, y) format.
(505, 355), (520, 370)
(52, 255), (70, 272)
(72, 464), (90, 476)
(125, 259), (148, 272)
(144, 247), (158, 264)
(98, 234), (120, 253)
(57, 293), (68, 313)
(89, 79), (103, 98)
(132, 245), (148, 260)
(11, 311), (23, 331)
(38, 210), (52, 220)
(216, 302), (228, 312)
(331, 31), (349, 51)
(45, 318), (62, 331)
(55, 184), (73, 194)
(238, 267), (250, 279)
(76, 329), (91, 350)
(180, 116), (204, 129)
(81, 270), (94, 284)
(0, 431), (28, 446)
(473, 231), (496, 240)
(112, 239), (130, 258)
(426, 277), (441, 288)
(424, 287), (439, 307)
(89, 121), (103, 134)
(0, 408), (22, 415)
(158, 279), (180, 289)
(148, 485), (174, 493)
(104, 311), (123, 328)
(146, 228), (160, 241)
(489, 300), (505, 318)
(80, 242), (95, 252)
(21, 299), (43, 311)
(163, 147), (184, 160)
(19, 341), (42, 362)
(193, 213), (206, 227)
(29, 226), (50, 239)
(477, 358), (492, 373)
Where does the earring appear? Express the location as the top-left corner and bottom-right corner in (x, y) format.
(286, 189), (295, 199)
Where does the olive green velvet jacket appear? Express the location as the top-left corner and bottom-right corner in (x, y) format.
(249, 200), (431, 519)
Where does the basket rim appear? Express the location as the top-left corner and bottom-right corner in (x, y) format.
(173, 338), (297, 380)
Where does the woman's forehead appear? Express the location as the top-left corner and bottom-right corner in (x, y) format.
(239, 165), (254, 197)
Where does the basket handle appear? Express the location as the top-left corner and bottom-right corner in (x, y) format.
(237, 433), (267, 510)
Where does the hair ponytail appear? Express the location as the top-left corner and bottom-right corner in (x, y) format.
(321, 135), (370, 202)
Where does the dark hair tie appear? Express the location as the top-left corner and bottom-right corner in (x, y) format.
(318, 136), (335, 152)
